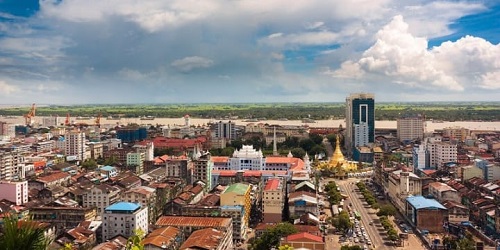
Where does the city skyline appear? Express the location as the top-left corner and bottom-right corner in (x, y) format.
(0, 1), (499, 104)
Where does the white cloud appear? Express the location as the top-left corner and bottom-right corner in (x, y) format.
(331, 15), (500, 91)
(0, 80), (19, 95)
(260, 31), (339, 47)
(171, 56), (214, 72)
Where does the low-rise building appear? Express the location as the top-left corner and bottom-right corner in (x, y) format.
(180, 228), (231, 250)
(443, 200), (469, 224)
(405, 196), (447, 233)
(142, 226), (182, 250)
(280, 232), (325, 250)
(428, 182), (461, 204)
(288, 191), (318, 217)
(121, 186), (157, 223)
(82, 184), (121, 214)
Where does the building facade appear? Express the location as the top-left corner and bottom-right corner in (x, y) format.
(397, 114), (425, 142)
(262, 178), (284, 223)
(345, 93), (375, 153)
(0, 180), (28, 205)
(102, 202), (148, 241)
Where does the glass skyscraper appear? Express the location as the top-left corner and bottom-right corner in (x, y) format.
(345, 93), (375, 154)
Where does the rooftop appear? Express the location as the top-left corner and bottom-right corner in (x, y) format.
(286, 232), (323, 243)
(406, 196), (446, 210)
(224, 183), (249, 195)
(155, 216), (231, 228)
(179, 228), (224, 250)
(264, 178), (281, 191)
(142, 226), (180, 248)
(105, 202), (141, 212)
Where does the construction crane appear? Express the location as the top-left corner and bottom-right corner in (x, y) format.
(24, 103), (36, 126)
(65, 113), (70, 126)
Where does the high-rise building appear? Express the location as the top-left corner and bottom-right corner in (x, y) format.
(345, 93), (375, 153)
(212, 121), (237, 141)
(64, 130), (86, 161)
(397, 114), (425, 143)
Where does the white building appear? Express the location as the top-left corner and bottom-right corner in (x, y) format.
(397, 114), (425, 142)
(387, 170), (422, 212)
(418, 137), (457, 169)
(229, 145), (265, 171)
(212, 121), (237, 141)
(0, 180), (28, 205)
(64, 130), (87, 161)
(83, 184), (121, 214)
(102, 202), (148, 241)
(413, 143), (428, 170)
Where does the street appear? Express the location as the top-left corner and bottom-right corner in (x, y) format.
(339, 179), (390, 250)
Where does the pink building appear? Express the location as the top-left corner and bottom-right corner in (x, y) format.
(0, 180), (28, 205)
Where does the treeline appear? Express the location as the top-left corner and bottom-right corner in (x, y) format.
(1, 103), (500, 121)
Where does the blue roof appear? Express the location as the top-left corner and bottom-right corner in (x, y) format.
(100, 166), (115, 171)
(406, 196), (446, 210)
(105, 202), (140, 212)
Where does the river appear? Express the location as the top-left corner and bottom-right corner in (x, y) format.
(1, 116), (500, 132)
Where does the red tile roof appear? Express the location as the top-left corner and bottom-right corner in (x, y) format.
(211, 156), (229, 163)
(264, 178), (281, 191)
(286, 232), (323, 243)
(142, 226), (180, 248)
(37, 172), (70, 183)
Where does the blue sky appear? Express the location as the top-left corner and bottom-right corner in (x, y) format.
(0, 0), (499, 104)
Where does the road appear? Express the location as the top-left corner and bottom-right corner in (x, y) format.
(339, 179), (392, 250)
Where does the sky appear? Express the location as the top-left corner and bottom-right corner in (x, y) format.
(0, 0), (499, 104)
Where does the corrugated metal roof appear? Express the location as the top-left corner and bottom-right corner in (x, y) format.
(155, 216), (231, 228)
(224, 183), (249, 195)
(406, 196), (446, 210)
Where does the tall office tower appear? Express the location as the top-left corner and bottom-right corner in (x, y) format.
(64, 130), (86, 161)
(397, 114), (425, 143)
(345, 93), (375, 152)
(212, 121), (237, 141)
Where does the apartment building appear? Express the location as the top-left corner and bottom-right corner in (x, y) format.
(82, 184), (121, 214)
(397, 114), (425, 142)
(64, 130), (87, 161)
(262, 178), (285, 223)
(220, 183), (251, 237)
(102, 202), (148, 241)
(387, 170), (422, 212)
(192, 153), (213, 190)
(0, 180), (28, 205)
(121, 186), (157, 223)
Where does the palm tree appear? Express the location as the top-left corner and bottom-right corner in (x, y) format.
(0, 215), (51, 250)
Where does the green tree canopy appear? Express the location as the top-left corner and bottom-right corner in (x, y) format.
(309, 133), (324, 145)
(250, 223), (298, 250)
(376, 204), (397, 217)
(290, 148), (306, 159)
(332, 210), (353, 234)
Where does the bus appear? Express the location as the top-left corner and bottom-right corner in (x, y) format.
(354, 211), (361, 219)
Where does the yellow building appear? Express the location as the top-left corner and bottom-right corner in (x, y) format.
(318, 135), (358, 175)
(220, 183), (252, 242)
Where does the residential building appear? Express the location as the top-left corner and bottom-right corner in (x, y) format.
(64, 130), (86, 161)
(220, 183), (251, 241)
(428, 182), (461, 204)
(397, 114), (425, 143)
(82, 184), (121, 214)
(288, 191), (319, 217)
(460, 165), (484, 181)
(413, 143), (429, 171)
(126, 152), (145, 175)
(192, 152), (213, 191)
(442, 126), (470, 141)
(31, 206), (97, 233)
(443, 200), (469, 224)
(155, 216), (233, 249)
(220, 205), (246, 242)
(88, 142), (104, 160)
(262, 178), (284, 223)
(387, 170), (422, 212)
(0, 180), (28, 205)
(102, 202), (148, 241)
(345, 93), (375, 153)
(121, 186), (157, 223)
(405, 196), (447, 233)
(142, 226), (182, 250)
(180, 228), (230, 250)
(30, 172), (71, 190)
(426, 137), (457, 168)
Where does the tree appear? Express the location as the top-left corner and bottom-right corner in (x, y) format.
(309, 133), (324, 145)
(290, 148), (306, 159)
(457, 233), (476, 250)
(278, 245), (294, 250)
(250, 223), (298, 250)
(331, 211), (353, 234)
(103, 155), (118, 166)
(341, 246), (362, 250)
(376, 204), (397, 217)
(299, 138), (316, 153)
(81, 158), (97, 170)
(126, 229), (145, 250)
(0, 215), (51, 250)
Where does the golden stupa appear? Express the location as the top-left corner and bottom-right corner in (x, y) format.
(318, 135), (358, 172)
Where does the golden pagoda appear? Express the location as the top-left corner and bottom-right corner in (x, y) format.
(318, 135), (358, 172)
